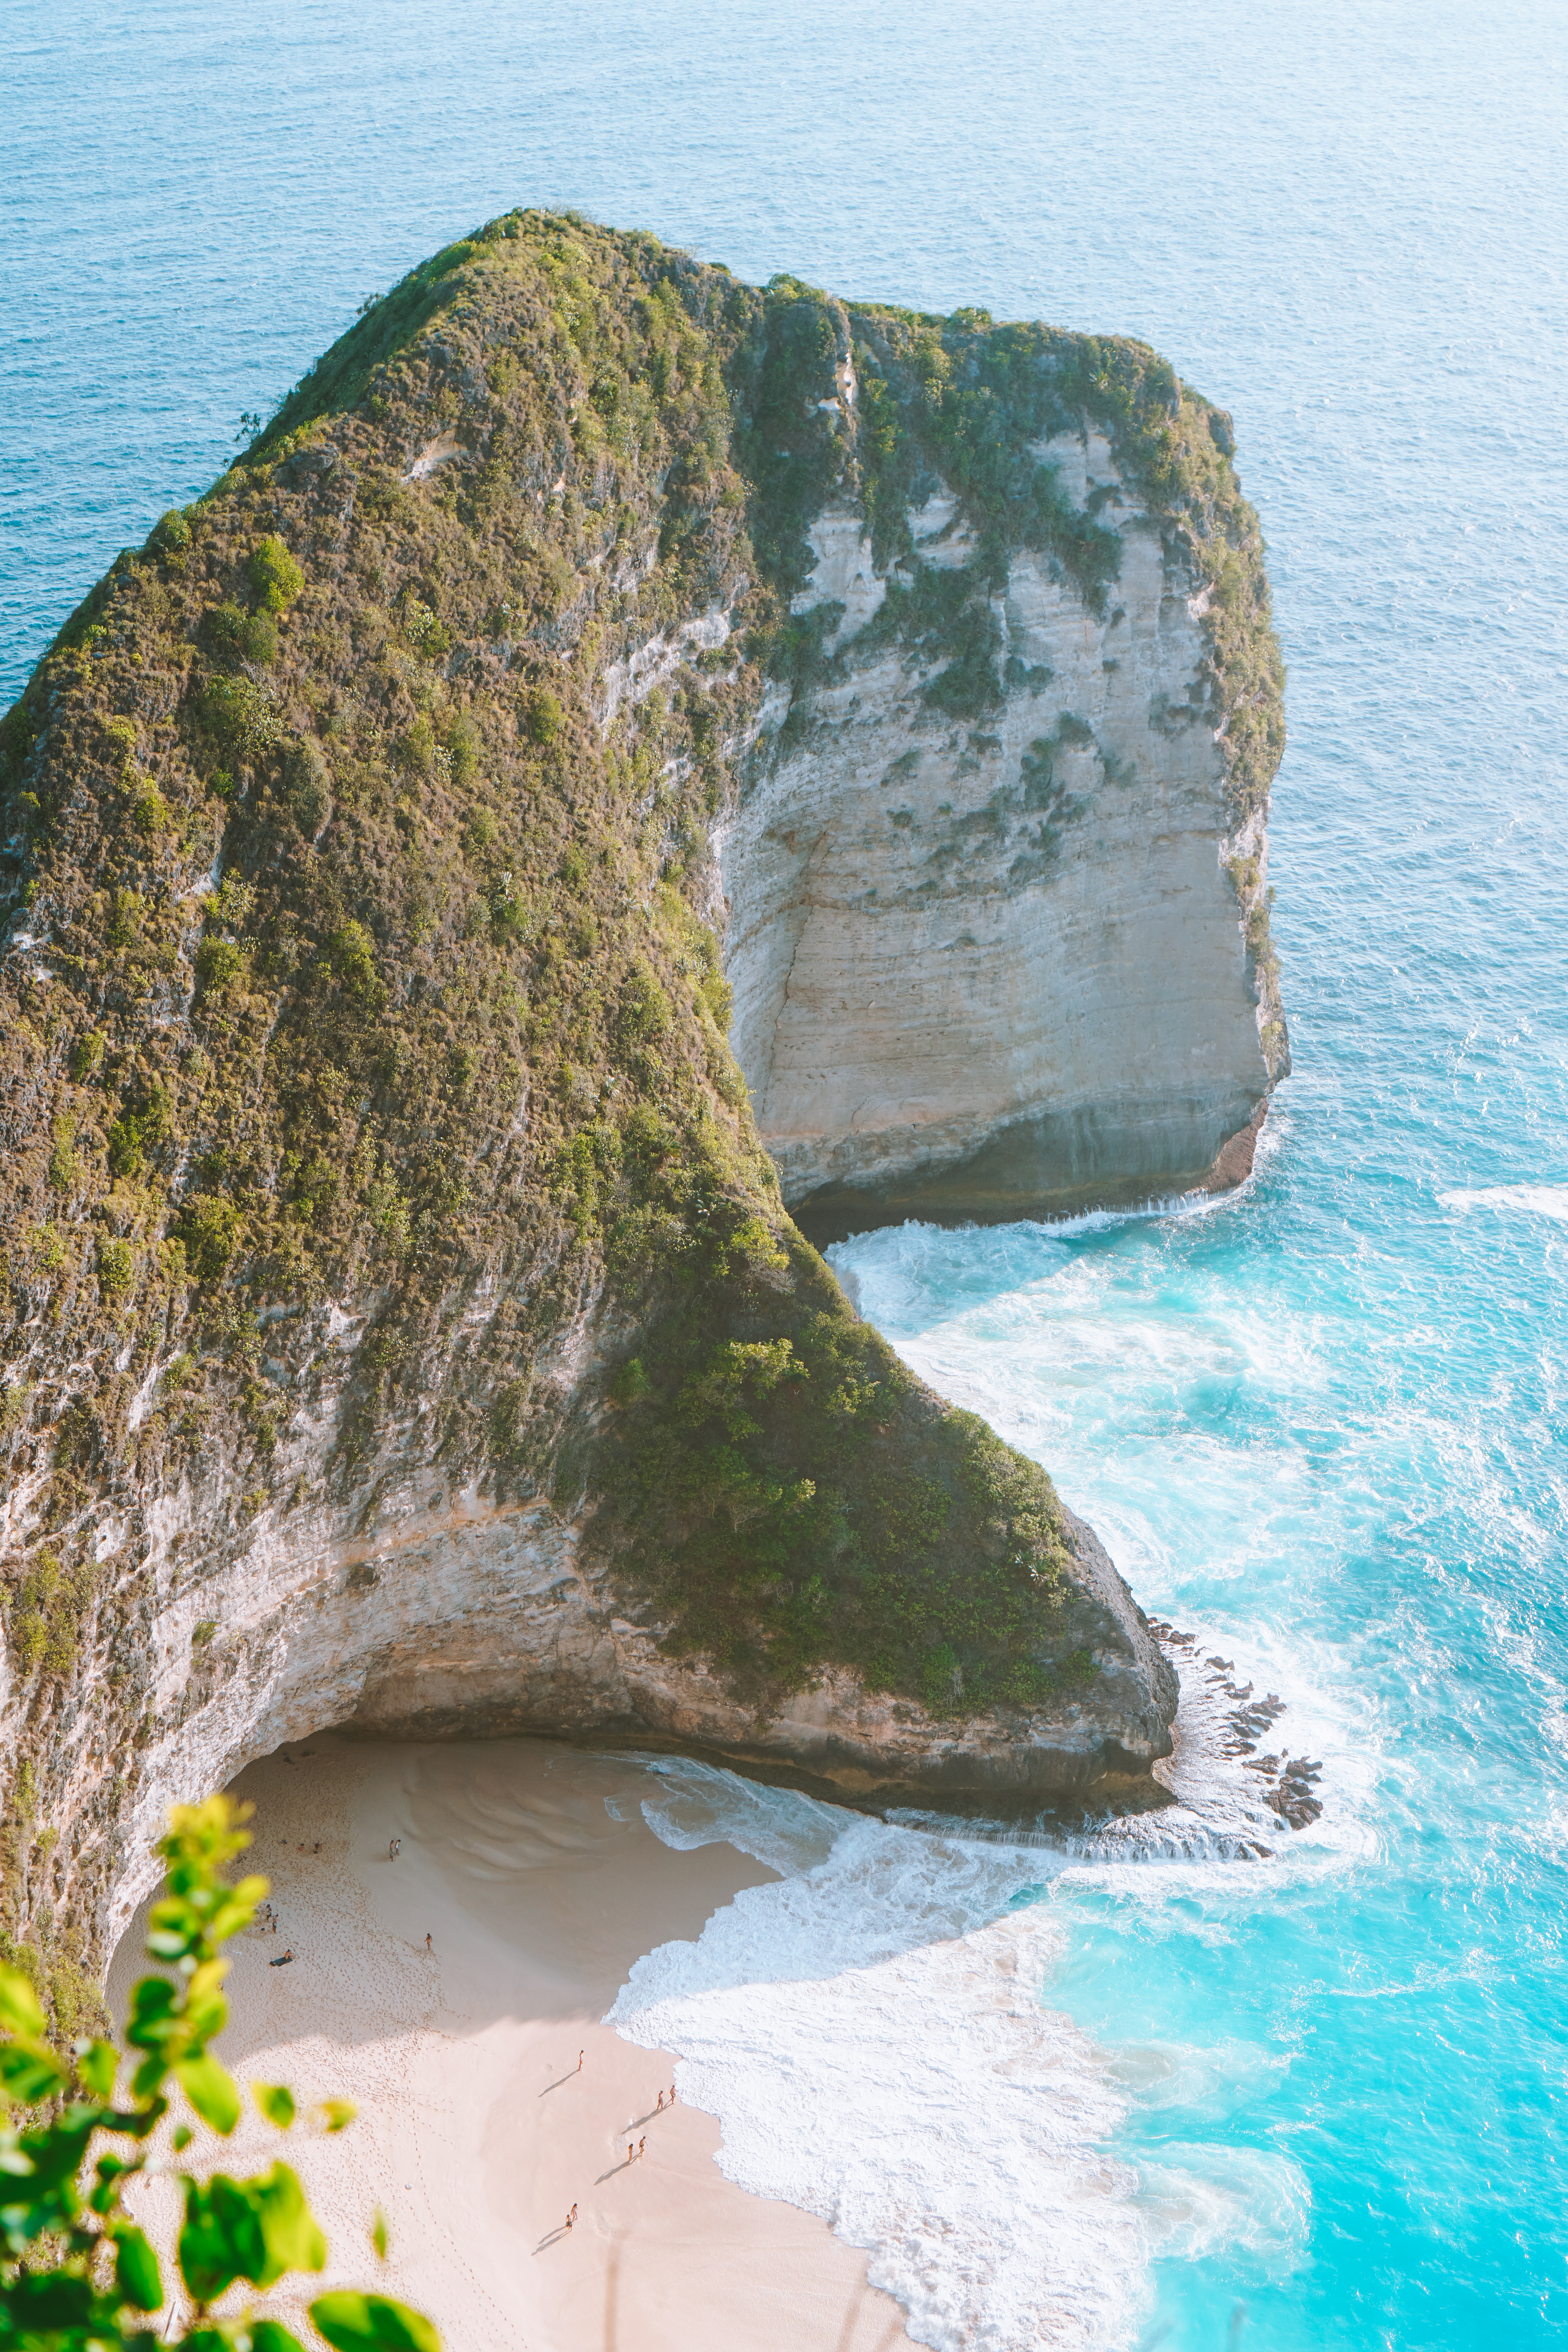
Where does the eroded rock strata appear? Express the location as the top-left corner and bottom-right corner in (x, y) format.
(724, 365), (1287, 1238)
(0, 214), (1284, 2016)
(726, 488), (1285, 1237)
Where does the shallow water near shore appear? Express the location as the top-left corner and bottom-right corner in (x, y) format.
(11, 0), (1568, 2343)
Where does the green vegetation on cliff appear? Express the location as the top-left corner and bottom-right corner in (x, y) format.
(0, 213), (1276, 1839)
(735, 267), (1283, 804)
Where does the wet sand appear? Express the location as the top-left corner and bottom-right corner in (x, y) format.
(108, 1733), (915, 2352)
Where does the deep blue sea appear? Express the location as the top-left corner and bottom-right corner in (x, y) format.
(9, 3), (1568, 2344)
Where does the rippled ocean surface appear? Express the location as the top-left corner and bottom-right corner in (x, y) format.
(9, 0), (1568, 2342)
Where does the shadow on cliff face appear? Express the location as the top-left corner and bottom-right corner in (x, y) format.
(791, 1099), (1275, 1249)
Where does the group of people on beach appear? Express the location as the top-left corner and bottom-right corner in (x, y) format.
(561, 2066), (676, 2238)
(250, 1838), (432, 1969)
(251, 1801), (684, 2250)
(256, 1897), (293, 1965)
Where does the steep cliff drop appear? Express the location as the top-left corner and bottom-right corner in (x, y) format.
(721, 323), (1287, 1239)
(0, 215), (1286, 2021)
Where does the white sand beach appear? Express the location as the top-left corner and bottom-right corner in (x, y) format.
(107, 1735), (915, 2352)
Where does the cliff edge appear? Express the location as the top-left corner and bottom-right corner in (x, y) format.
(0, 214), (1285, 2019)
(720, 289), (1288, 1237)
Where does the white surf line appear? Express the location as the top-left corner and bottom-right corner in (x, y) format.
(1439, 1182), (1568, 1223)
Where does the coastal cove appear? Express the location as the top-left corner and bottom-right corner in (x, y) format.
(105, 1737), (916, 2352)
(7, 2), (1568, 2349)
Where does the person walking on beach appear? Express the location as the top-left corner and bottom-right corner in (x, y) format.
(564, 2210), (573, 2233)
(425, 1933), (433, 1954)
(637, 2136), (645, 2161)
(670, 2082), (677, 2105)
(627, 2143), (634, 2165)
(577, 2050), (583, 2073)
(389, 1838), (401, 1861)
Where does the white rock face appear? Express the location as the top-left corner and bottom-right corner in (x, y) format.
(96, 1468), (1171, 1940)
(599, 605), (731, 729)
(723, 434), (1277, 1228)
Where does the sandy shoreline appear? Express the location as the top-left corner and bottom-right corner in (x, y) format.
(108, 1734), (915, 2352)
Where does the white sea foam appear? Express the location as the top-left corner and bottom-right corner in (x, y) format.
(1439, 1183), (1568, 1223)
(1099, 2037), (1291, 2119)
(1129, 2142), (1310, 2269)
(611, 1775), (1144, 2348)
(605, 1212), (1354, 2345)
(608, 1759), (1318, 2348)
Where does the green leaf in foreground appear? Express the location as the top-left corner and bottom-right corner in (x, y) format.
(310, 2290), (442, 2352)
(113, 2221), (165, 2310)
(250, 2159), (328, 2281)
(175, 2050), (242, 2134)
(0, 1798), (436, 2352)
(0, 2037), (67, 2103)
(179, 2172), (265, 2303)
(0, 1973), (45, 2040)
(254, 2079), (297, 2129)
(76, 2036), (119, 2098)
(252, 2323), (311, 2352)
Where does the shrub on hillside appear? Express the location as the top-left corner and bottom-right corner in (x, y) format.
(172, 1193), (246, 1283)
(96, 1237), (134, 1299)
(147, 508), (192, 562)
(203, 674), (283, 760)
(521, 687), (563, 744)
(249, 534), (305, 613)
(283, 738), (332, 834)
(211, 600), (279, 666)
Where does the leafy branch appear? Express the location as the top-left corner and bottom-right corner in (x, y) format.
(0, 1796), (438, 2352)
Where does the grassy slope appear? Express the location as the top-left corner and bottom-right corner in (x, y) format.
(0, 218), (1283, 1972)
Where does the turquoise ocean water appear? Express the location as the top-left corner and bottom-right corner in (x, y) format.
(8, 3), (1568, 2342)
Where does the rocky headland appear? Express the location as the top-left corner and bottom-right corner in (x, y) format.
(0, 213), (1284, 2022)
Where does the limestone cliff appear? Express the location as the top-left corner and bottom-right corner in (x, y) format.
(721, 309), (1287, 1236)
(0, 215), (1289, 2022)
